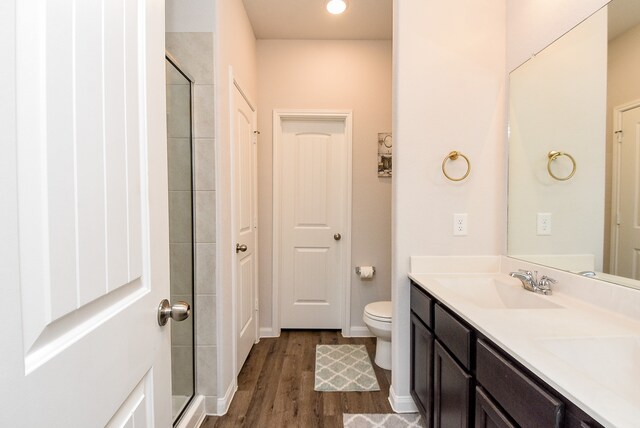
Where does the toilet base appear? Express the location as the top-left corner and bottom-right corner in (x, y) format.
(374, 337), (391, 370)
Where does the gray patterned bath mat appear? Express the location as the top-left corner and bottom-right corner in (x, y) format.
(314, 344), (380, 391)
(343, 413), (426, 427)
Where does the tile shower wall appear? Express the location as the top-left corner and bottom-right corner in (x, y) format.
(166, 32), (218, 411)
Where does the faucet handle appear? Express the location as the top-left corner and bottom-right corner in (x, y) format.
(517, 269), (533, 277)
(520, 269), (539, 283)
(538, 275), (557, 291)
(539, 275), (557, 284)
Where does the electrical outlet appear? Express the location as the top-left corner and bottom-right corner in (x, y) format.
(537, 213), (552, 235)
(453, 213), (468, 236)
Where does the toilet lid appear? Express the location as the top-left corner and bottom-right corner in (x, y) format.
(364, 301), (392, 321)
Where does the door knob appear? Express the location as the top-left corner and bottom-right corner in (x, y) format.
(334, 233), (342, 241)
(236, 243), (248, 253)
(157, 299), (191, 326)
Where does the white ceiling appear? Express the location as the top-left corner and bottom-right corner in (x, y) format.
(242, 0), (392, 40)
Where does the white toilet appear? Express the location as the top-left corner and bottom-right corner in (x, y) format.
(363, 301), (392, 370)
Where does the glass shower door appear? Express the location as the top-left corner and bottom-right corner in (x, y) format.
(165, 56), (195, 424)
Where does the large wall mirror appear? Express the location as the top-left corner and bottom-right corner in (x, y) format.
(508, 0), (640, 290)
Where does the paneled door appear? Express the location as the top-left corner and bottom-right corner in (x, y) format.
(1, 0), (171, 426)
(275, 112), (352, 329)
(612, 104), (640, 279)
(234, 83), (258, 373)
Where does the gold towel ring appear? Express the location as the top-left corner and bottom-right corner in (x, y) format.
(442, 151), (471, 182)
(547, 151), (576, 181)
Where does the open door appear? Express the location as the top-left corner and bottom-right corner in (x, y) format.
(1, 0), (173, 426)
(233, 82), (258, 374)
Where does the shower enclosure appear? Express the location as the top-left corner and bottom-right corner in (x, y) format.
(165, 54), (196, 424)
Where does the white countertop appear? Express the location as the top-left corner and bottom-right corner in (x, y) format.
(409, 261), (640, 428)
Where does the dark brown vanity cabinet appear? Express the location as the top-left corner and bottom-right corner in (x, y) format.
(409, 281), (604, 428)
(411, 284), (473, 428)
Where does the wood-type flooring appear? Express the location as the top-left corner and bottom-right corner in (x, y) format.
(200, 330), (393, 427)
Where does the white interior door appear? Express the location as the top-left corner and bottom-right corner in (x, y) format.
(234, 84), (258, 372)
(277, 114), (351, 329)
(612, 105), (640, 279)
(1, 0), (171, 426)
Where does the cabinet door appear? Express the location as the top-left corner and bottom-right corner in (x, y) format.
(475, 387), (516, 428)
(411, 313), (433, 426)
(434, 340), (472, 428)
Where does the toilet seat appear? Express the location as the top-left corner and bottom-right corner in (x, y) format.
(364, 301), (392, 323)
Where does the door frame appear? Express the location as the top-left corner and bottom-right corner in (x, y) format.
(229, 67), (259, 379)
(272, 109), (353, 337)
(609, 100), (640, 274)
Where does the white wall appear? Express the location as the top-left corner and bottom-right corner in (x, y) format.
(392, 0), (506, 409)
(508, 9), (607, 270)
(256, 40), (393, 335)
(213, 0), (257, 413)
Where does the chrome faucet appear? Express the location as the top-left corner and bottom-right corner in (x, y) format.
(509, 269), (556, 295)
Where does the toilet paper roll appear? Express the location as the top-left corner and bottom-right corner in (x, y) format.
(358, 266), (374, 279)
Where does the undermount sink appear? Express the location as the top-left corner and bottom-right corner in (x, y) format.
(536, 336), (640, 400)
(432, 276), (563, 309)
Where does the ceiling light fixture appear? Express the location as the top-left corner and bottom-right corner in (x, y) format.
(326, 0), (347, 15)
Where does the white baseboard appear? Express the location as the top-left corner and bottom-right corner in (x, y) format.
(175, 395), (205, 428)
(388, 385), (418, 413)
(215, 380), (237, 416)
(259, 327), (279, 338)
(346, 326), (373, 337)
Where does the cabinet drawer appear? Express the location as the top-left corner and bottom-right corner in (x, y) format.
(434, 304), (473, 369)
(411, 283), (433, 328)
(476, 340), (563, 428)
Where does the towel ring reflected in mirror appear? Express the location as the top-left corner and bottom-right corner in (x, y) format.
(547, 151), (576, 181)
(442, 151), (471, 182)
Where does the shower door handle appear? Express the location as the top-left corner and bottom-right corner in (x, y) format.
(157, 299), (191, 326)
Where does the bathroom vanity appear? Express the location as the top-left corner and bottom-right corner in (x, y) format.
(408, 257), (640, 428)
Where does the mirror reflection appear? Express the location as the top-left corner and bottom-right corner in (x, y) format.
(508, 0), (640, 290)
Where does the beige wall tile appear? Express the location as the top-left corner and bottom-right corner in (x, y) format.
(193, 84), (215, 138)
(169, 190), (194, 244)
(171, 345), (195, 397)
(168, 138), (193, 191)
(170, 243), (193, 295)
(196, 243), (216, 294)
(195, 190), (215, 243)
(196, 345), (217, 396)
(167, 84), (192, 139)
(195, 138), (215, 191)
(195, 294), (216, 346)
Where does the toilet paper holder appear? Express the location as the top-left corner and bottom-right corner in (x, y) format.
(355, 266), (376, 275)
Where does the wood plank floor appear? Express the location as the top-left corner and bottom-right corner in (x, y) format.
(201, 330), (393, 428)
